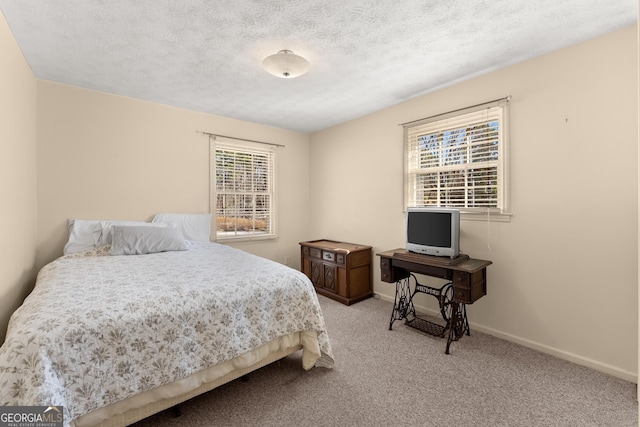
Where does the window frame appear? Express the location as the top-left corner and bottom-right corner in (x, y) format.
(209, 137), (278, 242)
(403, 99), (510, 220)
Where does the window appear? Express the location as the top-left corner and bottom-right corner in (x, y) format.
(404, 99), (509, 214)
(210, 137), (277, 241)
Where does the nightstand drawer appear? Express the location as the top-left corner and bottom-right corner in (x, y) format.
(322, 251), (335, 262)
(309, 248), (321, 259)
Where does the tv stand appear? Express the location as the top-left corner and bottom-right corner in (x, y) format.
(377, 249), (492, 354)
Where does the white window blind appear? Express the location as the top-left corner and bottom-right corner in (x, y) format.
(404, 100), (508, 212)
(210, 138), (277, 241)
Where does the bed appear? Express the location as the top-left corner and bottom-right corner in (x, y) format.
(0, 215), (334, 427)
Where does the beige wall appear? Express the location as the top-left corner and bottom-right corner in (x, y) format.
(310, 25), (639, 381)
(0, 11), (38, 341)
(36, 82), (310, 269)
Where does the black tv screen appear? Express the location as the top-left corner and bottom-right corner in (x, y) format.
(407, 211), (452, 247)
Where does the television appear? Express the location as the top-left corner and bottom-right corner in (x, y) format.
(406, 207), (460, 258)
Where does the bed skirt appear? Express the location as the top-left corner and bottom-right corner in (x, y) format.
(73, 332), (306, 427)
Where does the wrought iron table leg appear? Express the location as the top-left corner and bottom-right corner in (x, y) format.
(389, 276), (415, 330)
(445, 302), (459, 354)
(445, 301), (469, 354)
(462, 304), (470, 336)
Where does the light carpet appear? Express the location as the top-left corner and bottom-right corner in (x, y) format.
(132, 295), (638, 427)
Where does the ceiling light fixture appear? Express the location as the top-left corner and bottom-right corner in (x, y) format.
(262, 50), (310, 78)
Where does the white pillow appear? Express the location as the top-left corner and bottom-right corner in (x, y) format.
(63, 219), (103, 255)
(99, 220), (170, 247)
(110, 225), (187, 255)
(63, 219), (171, 255)
(152, 213), (212, 242)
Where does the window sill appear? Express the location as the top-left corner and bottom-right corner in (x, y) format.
(215, 233), (279, 243)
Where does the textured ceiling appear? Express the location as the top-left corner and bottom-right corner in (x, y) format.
(0, 1), (636, 133)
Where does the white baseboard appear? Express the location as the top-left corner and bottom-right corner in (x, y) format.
(374, 293), (637, 383)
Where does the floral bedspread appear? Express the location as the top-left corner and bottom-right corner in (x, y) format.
(0, 242), (334, 425)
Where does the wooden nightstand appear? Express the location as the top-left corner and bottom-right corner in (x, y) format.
(300, 239), (373, 305)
